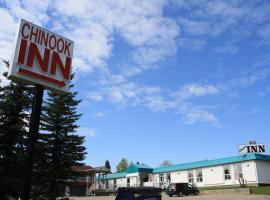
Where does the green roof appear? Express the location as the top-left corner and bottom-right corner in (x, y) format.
(127, 163), (153, 174)
(98, 172), (126, 180)
(153, 154), (270, 173)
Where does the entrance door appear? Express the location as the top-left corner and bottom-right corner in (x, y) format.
(113, 179), (117, 190)
(127, 178), (130, 187)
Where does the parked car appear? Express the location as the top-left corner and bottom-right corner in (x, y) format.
(116, 187), (162, 200)
(166, 183), (199, 197)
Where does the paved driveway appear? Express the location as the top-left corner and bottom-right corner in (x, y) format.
(70, 194), (270, 200)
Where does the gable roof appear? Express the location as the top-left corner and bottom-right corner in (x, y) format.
(127, 163), (153, 174)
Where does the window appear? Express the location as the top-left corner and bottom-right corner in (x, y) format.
(224, 166), (231, 180)
(159, 174), (164, 182)
(196, 169), (203, 182)
(234, 164), (243, 180)
(188, 171), (194, 183)
(166, 173), (171, 182)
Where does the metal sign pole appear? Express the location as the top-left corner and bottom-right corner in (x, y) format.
(22, 84), (44, 200)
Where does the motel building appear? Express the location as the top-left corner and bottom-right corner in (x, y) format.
(96, 144), (270, 191)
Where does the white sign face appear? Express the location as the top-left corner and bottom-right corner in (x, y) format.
(8, 19), (74, 93)
(238, 144), (266, 154)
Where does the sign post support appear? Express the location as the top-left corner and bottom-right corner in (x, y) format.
(22, 84), (44, 200)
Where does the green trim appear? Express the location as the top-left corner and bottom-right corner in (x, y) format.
(97, 172), (126, 180)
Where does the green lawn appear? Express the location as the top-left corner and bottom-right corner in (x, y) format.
(249, 186), (270, 195)
(199, 186), (270, 195)
(200, 186), (242, 191)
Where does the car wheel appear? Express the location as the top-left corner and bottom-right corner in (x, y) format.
(179, 192), (183, 196)
(169, 195), (172, 197)
(195, 191), (199, 195)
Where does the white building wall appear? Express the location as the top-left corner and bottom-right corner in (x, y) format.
(108, 180), (114, 190)
(171, 171), (188, 183)
(158, 161), (259, 187)
(242, 161), (257, 184)
(202, 166), (224, 186)
(116, 178), (127, 188)
(256, 160), (270, 184)
(127, 173), (139, 187)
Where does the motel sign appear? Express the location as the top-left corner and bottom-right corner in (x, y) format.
(8, 19), (74, 93)
(238, 143), (266, 154)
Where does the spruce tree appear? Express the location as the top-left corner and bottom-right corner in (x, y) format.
(105, 160), (111, 172)
(116, 158), (129, 172)
(33, 77), (86, 199)
(0, 77), (32, 199)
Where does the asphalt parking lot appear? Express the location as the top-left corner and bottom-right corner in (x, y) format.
(70, 194), (270, 200)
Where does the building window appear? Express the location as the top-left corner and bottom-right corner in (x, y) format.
(166, 173), (171, 183)
(196, 169), (203, 182)
(188, 171), (194, 183)
(159, 174), (164, 183)
(234, 164), (243, 180)
(224, 166), (231, 180)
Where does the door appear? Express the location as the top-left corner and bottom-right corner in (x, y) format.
(127, 178), (130, 187)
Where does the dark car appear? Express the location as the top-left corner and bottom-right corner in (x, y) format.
(166, 183), (199, 197)
(116, 187), (162, 200)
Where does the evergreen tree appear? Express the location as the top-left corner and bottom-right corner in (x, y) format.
(105, 160), (111, 172)
(0, 77), (32, 199)
(116, 158), (128, 172)
(160, 160), (172, 167)
(32, 77), (86, 199)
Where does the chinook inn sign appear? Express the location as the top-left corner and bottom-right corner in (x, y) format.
(238, 144), (266, 154)
(8, 19), (74, 93)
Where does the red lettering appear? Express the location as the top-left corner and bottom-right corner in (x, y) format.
(57, 38), (64, 53)
(50, 51), (71, 80)
(49, 35), (56, 50)
(17, 39), (27, 65)
(30, 26), (38, 43)
(64, 41), (71, 56)
(41, 31), (49, 47)
(27, 42), (50, 72)
(37, 29), (42, 44)
(22, 23), (30, 39)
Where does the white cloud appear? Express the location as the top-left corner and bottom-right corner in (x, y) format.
(229, 69), (270, 88)
(86, 91), (104, 102)
(179, 38), (206, 51)
(178, 17), (211, 36)
(83, 81), (220, 124)
(91, 112), (106, 119)
(214, 45), (238, 54)
(175, 84), (220, 99)
(77, 127), (96, 137)
(50, 0), (180, 77)
(183, 110), (218, 124)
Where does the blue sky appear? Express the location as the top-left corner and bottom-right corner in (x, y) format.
(0, 0), (270, 171)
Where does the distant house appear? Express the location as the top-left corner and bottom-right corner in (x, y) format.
(64, 164), (96, 197)
(97, 154), (270, 190)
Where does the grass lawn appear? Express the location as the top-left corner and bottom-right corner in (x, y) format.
(200, 186), (270, 195)
(249, 186), (270, 195)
